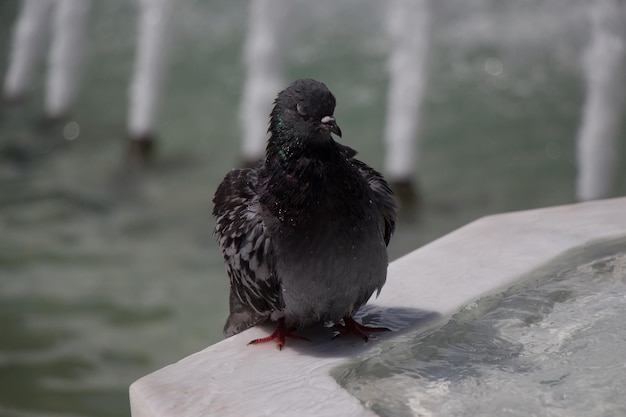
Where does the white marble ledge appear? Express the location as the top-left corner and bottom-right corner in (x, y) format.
(130, 197), (626, 417)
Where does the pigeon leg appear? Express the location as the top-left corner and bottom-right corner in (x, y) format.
(333, 316), (390, 342)
(248, 317), (308, 350)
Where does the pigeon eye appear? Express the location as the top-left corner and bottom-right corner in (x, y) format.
(296, 103), (307, 117)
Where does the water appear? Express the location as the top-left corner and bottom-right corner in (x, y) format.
(335, 238), (626, 417)
(1, 0), (626, 416)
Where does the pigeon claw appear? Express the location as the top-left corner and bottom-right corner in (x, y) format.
(332, 316), (390, 342)
(248, 317), (309, 350)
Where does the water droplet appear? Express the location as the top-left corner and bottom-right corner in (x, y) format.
(484, 57), (503, 76)
(63, 121), (80, 140)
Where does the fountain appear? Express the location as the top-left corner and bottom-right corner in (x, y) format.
(129, 197), (626, 417)
(575, 0), (626, 201)
(3, 0), (91, 119)
(1, 1), (625, 416)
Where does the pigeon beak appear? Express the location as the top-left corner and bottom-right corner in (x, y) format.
(321, 116), (342, 138)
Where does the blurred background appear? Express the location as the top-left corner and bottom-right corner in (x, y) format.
(0, 0), (625, 416)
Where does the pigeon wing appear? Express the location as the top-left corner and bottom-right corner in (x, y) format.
(351, 159), (397, 246)
(213, 168), (280, 337)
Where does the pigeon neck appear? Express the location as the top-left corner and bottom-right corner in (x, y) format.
(266, 132), (336, 167)
(266, 111), (338, 163)
(260, 131), (350, 227)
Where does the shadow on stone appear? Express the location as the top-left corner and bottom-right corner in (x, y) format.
(254, 305), (443, 359)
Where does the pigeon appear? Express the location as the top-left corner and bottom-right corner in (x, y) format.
(213, 79), (397, 349)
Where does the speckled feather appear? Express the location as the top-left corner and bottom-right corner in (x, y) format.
(213, 79), (397, 338)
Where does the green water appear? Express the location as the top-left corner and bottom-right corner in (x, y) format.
(0, 1), (624, 416)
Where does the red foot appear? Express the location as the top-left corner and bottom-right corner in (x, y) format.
(333, 316), (390, 342)
(248, 318), (308, 350)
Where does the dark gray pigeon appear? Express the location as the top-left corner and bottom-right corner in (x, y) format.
(213, 79), (397, 349)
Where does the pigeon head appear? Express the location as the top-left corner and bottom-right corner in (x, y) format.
(267, 79), (342, 161)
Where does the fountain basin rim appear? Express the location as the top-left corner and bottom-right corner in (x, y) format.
(130, 197), (626, 417)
